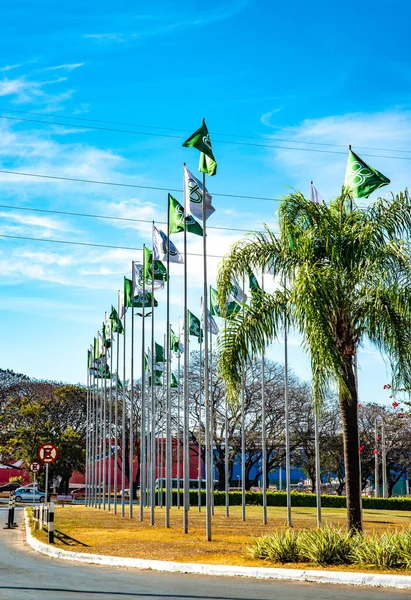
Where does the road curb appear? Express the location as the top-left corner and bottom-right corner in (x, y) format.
(24, 510), (411, 589)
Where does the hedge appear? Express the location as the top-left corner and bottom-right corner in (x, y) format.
(158, 490), (411, 511)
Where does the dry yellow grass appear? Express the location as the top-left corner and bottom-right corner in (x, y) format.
(30, 504), (411, 571)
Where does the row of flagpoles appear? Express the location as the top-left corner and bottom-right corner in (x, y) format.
(84, 115), (392, 539)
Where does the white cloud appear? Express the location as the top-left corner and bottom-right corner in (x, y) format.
(44, 63), (84, 72)
(0, 211), (73, 232)
(267, 109), (411, 200)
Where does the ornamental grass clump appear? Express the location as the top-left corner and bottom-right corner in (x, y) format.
(248, 529), (300, 563)
(296, 525), (354, 566)
(353, 530), (411, 570)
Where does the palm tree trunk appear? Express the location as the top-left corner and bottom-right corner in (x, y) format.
(339, 355), (362, 532)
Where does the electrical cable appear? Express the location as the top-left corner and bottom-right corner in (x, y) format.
(2, 106), (411, 155)
(0, 202), (271, 234)
(1, 114), (410, 160)
(0, 233), (225, 259)
(0, 168), (282, 202)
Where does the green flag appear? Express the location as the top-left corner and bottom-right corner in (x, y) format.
(110, 305), (124, 334)
(149, 369), (163, 386)
(182, 119), (217, 176)
(87, 350), (91, 369)
(143, 247), (168, 284)
(171, 372), (178, 388)
(188, 310), (203, 343)
(134, 291), (158, 308)
(168, 194), (203, 236)
(94, 337), (101, 360)
(124, 277), (133, 308)
(248, 269), (261, 292)
(144, 353), (149, 372)
(210, 286), (241, 318)
(155, 342), (165, 364)
(125, 277), (158, 307)
(170, 327), (180, 353)
(344, 148), (390, 198)
(94, 362), (111, 379)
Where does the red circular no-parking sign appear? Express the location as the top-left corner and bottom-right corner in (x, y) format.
(30, 462), (41, 472)
(37, 443), (58, 464)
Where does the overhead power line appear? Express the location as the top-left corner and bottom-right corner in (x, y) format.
(2, 106), (411, 155)
(1, 114), (411, 160)
(0, 233), (226, 259)
(0, 168), (282, 202)
(0, 202), (266, 234)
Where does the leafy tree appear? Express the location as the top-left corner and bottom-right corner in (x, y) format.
(217, 190), (411, 532)
(0, 382), (87, 494)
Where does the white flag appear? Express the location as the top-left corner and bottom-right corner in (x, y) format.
(310, 183), (324, 204)
(228, 276), (247, 303)
(201, 298), (219, 334)
(153, 226), (183, 264)
(132, 262), (144, 294)
(133, 260), (164, 291)
(184, 165), (215, 220)
(118, 291), (126, 319)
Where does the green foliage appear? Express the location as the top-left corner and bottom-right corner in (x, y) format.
(165, 490), (411, 511)
(248, 530), (300, 563)
(298, 525), (354, 566)
(353, 531), (403, 569)
(250, 526), (411, 569)
(8, 476), (23, 485)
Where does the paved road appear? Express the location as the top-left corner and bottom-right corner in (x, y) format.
(0, 508), (409, 600)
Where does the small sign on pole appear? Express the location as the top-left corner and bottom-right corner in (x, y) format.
(38, 444), (58, 503)
(37, 444), (58, 464)
(30, 462), (41, 472)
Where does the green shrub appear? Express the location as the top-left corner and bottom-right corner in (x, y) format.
(297, 525), (354, 566)
(249, 529), (301, 563)
(163, 490), (411, 511)
(353, 531), (403, 570)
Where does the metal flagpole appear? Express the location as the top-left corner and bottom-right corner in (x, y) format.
(198, 329), (203, 512)
(139, 251), (147, 521)
(98, 374), (102, 509)
(241, 276), (246, 522)
(374, 417), (379, 498)
(114, 294), (120, 514)
(108, 340), (113, 511)
(382, 421), (387, 498)
(224, 393), (229, 518)
(121, 305), (127, 517)
(314, 408), (322, 527)
(284, 315), (292, 527)
(177, 318), (182, 509)
(166, 200), (172, 528)
(209, 311), (215, 516)
(85, 360), (90, 507)
(261, 274), (267, 525)
(241, 376), (246, 521)
(130, 263), (135, 519)
(150, 225), (156, 525)
(103, 360), (107, 510)
(91, 366), (96, 507)
(202, 169), (212, 542)
(354, 349), (363, 526)
(183, 164), (189, 534)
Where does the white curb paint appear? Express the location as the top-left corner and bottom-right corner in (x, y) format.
(24, 510), (411, 589)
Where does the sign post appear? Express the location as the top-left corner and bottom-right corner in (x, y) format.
(37, 444), (58, 503)
(30, 462), (41, 506)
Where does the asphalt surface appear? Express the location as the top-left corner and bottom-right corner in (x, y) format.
(0, 507), (409, 600)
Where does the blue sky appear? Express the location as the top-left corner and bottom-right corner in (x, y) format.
(0, 0), (410, 407)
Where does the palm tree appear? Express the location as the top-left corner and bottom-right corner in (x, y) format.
(217, 189), (411, 532)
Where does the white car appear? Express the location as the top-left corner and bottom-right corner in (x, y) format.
(14, 487), (46, 502)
